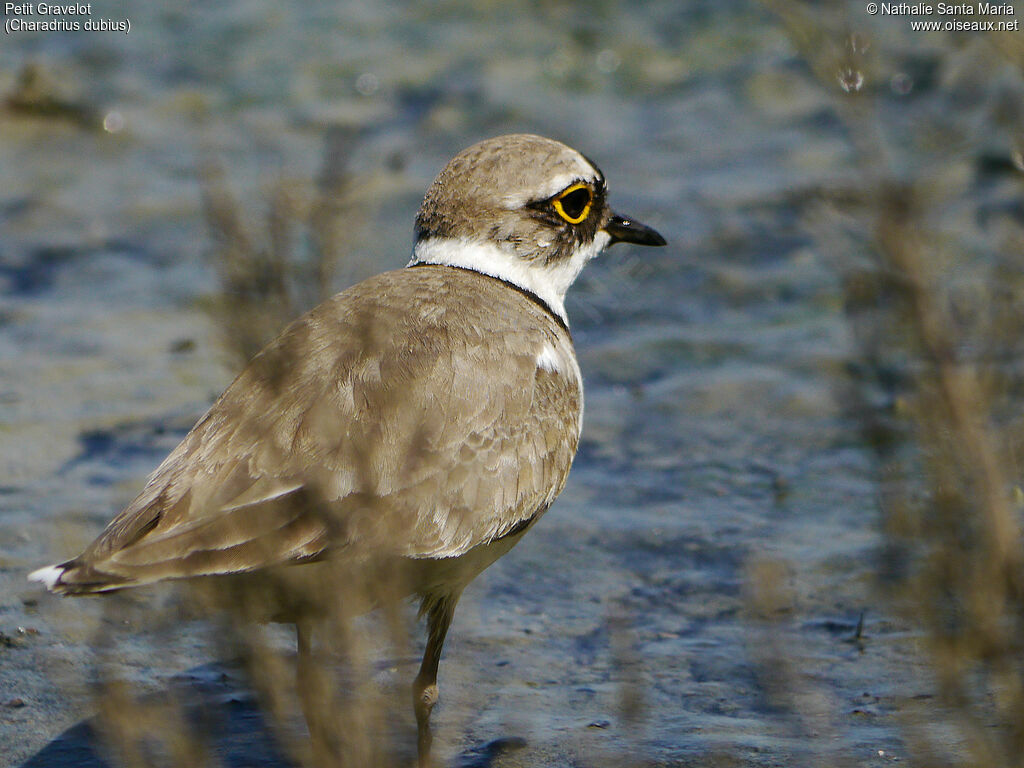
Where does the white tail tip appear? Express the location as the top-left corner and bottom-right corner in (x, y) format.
(28, 564), (65, 591)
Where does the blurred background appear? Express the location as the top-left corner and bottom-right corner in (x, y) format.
(2, 0), (1024, 766)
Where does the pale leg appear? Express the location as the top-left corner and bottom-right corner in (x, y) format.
(412, 593), (460, 768)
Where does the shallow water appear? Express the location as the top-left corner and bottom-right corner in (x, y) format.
(2, 1), (1018, 766)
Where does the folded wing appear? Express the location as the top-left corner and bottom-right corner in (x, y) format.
(48, 268), (580, 593)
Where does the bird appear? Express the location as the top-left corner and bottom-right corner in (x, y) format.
(29, 133), (666, 765)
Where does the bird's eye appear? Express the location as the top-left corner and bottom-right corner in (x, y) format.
(552, 183), (593, 225)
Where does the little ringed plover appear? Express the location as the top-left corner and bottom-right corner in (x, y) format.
(30, 133), (666, 765)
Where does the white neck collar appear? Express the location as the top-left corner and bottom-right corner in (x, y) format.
(409, 233), (610, 327)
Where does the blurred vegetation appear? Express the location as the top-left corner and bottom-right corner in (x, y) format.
(756, 2), (1024, 766)
(3, 62), (100, 128)
(199, 126), (367, 367)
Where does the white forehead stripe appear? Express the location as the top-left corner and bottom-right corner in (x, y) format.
(501, 168), (600, 210)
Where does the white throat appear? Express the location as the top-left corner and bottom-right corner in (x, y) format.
(409, 232), (610, 326)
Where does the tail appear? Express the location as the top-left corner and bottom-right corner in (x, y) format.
(28, 561), (130, 596)
(28, 564), (67, 593)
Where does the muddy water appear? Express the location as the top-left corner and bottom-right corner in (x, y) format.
(1, 1), (1004, 766)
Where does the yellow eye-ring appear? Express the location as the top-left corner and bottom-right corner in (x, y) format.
(552, 183), (593, 225)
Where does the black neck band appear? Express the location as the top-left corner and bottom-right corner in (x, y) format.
(409, 262), (571, 336)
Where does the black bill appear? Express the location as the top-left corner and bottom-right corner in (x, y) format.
(604, 213), (667, 247)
